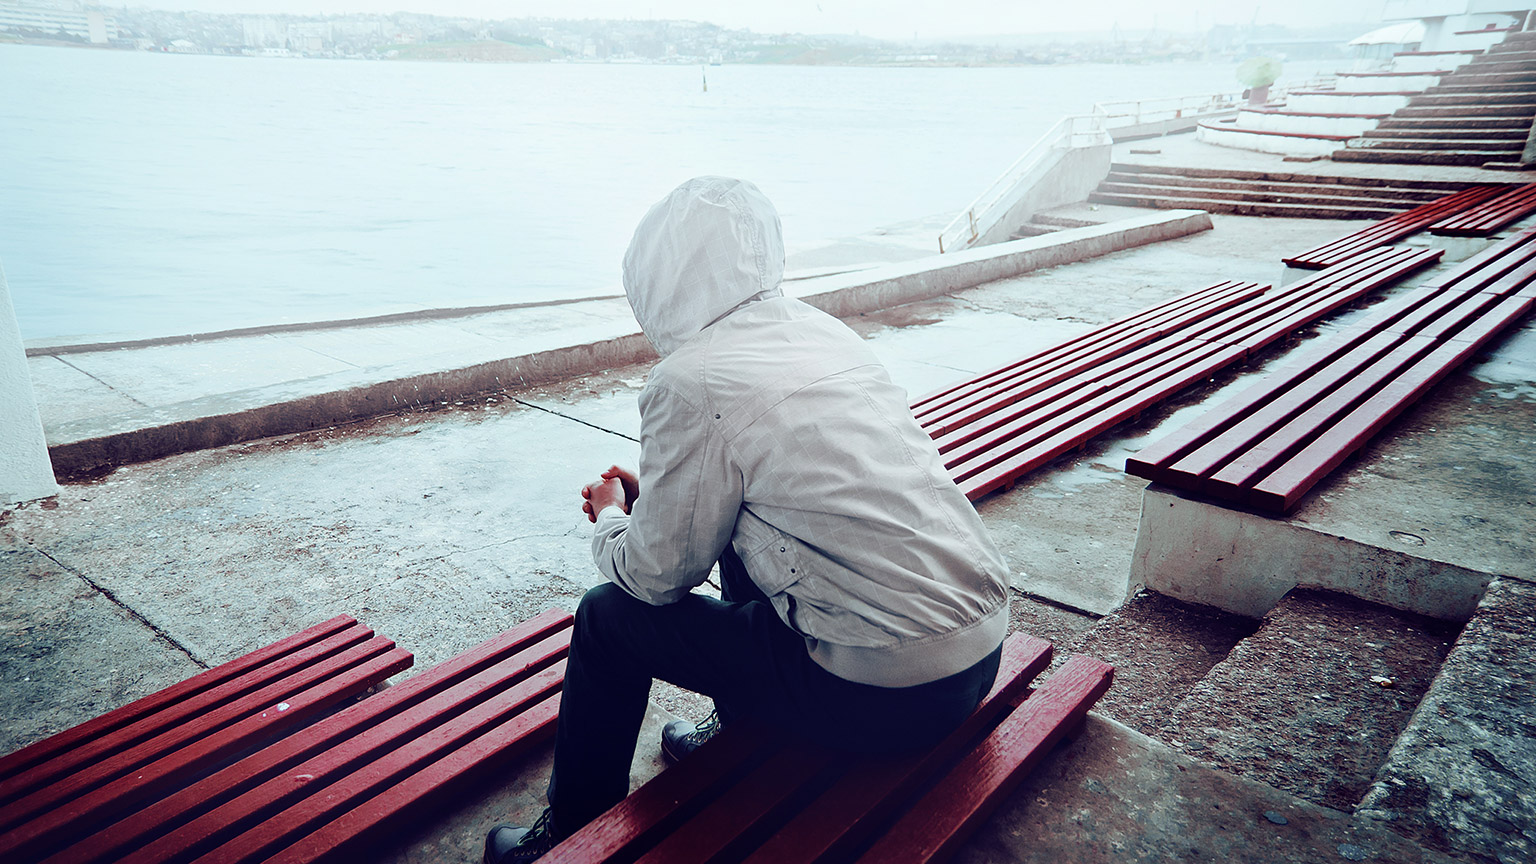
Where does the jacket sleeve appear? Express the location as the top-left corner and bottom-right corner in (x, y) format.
(591, 380), (743, 605)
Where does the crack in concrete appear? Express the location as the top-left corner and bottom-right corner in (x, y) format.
(25, 541), (209, 669)
(53, 356), (151, 408)
(512, 399), (639, 442)
(401, 527), (584, 569)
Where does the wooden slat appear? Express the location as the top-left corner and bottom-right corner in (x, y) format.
(852, 655), (1115, 864)
(1203, 335), (1442, 499)
(89, 615), (572, 864)
(738, 633), (1053, 864)
(909, 280), (1254, 413)
(0, 621), (373, 809)
(1430, 183), (1536, 236)
(0, 639), (412, 863)
(1425, 229), (1536, 292)
(0, 615), (359, 785)
(1248, 307), (1529, 512)
(960, 344), (1248, 501)
(199, 661), (568, 864)
(1284, 186), (1507, 269)
(540, 724), (778, 864)
(1165, 332), (1408, 484)
(915, 281), (1264, 427)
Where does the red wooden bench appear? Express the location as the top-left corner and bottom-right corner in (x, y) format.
(542, 633), (1113, 864)
(0, 609), (573, 864)
(1127, 228), (1536, 513)
(1429, 183), (1536, 237)
(917, 245), (1442, 502)
(1282, 185), (1507, 269)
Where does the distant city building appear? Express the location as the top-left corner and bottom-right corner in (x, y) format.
(0, 1), (117, 43)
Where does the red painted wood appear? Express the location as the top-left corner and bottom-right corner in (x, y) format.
(0, 615), (358, 786)
(0, 624), (382, 830)
(1284, 186), (1507, 269)
(1431, 184), (1536, 236)
(961, 343), (1247, 501)
(1414, 291), (1514, 341)
(541, 724), (778, 864)
(1250, 332), (1511, 512)
(738, 633), (1053, 864)
(915, 281), (1263, 429)
(0, 640), (411, 863)
(0, 620), (370, 809)
(256, 691), (565, 864)
(188, 661), (567, 864)
(95, 622), (572, 864)
(1167, 331), (1408, 482)
(1204, 335), (1441, 498)
(909, 280), (1254, 413)
(634, 746), (840, 864)
(852, 655), (1114, 864)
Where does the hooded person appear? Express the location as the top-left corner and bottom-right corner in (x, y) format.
(485, 177), (1011, 863)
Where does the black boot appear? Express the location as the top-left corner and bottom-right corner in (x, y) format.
(661, 709), (721, 763)
(484, 808), (558, 864)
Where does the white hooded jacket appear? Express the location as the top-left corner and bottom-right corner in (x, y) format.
(593, 177), (1010, 688)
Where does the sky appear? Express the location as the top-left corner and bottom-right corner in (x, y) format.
(141, 1), (1391, 41)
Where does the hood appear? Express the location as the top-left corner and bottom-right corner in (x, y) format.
(622, 176), (785, 356)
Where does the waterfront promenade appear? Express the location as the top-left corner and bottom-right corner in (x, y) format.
(5, 138), (1534, 862)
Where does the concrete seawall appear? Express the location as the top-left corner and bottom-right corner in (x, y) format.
(42, 209), (1211, 477)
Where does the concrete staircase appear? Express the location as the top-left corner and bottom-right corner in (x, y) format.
(1020, 579), (1533, 862)
(1087, 163), (1474, 219)
(1335, 31), (1536, 167)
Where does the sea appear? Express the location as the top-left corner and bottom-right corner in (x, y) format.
(0, 44), (1328, 343)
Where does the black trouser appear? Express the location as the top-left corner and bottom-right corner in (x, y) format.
(545, 550), (1002, 836)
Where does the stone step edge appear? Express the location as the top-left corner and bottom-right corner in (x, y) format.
(1087, 193), (1394, 220)
(1103, 172), (1447, 200)
(1106, 162), (1475, 191)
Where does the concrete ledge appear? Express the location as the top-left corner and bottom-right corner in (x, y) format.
(1128, 484), (1494, 622)
(44, 211), (1211, 476)
(795, 209), (1214, 319)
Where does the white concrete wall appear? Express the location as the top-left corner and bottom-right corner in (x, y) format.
(971, 142), (1113, 248)
(1288, 91), (1416, 113)
(1237, 109), (1384, 138)
(1335, 72), (1444, 91)
(1196, 121), (1345, 157)
(1392, 51), (1480, 73)
(0, 262), (58, 504)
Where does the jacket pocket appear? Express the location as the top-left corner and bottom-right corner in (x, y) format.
(731, 507), (805, 596)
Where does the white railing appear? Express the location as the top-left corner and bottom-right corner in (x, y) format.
(938, 113), (1110, 254)
(1091, 91), (1243, 130)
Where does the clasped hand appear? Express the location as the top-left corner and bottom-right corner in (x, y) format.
(582, 465), (640, 523)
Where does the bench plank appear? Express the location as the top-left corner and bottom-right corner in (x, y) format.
(852, 655), (1115, 864)
(1430, 183), (1536, 236)
(0, 615), (359, 786)
(89, 614), (572, 864)
(0, 638), (411, 862)
(1284, 186), (1507, 269)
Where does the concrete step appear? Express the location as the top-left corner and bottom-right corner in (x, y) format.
(1104, 170), (1446, 203)
(1408, 91), (1536, 107)
(1061, 591), (1255, 737)
(1157, 588), (1459, 811)
(1106, 162), (1471, 193)
(1008, 223), (1062, 239)
(1438, 71), (1536, 86)
(1425, 81), (1536, 95)
(1086, 191), (1397, 220)
(1362, 125), (1528, 141)
(1097, 180), (1432, 211)
(1461, 59), (1536, 75)
(1332, 147), (1521, 166)
(1356, 577), (1536, 864)
(1396, 104), (1536, 118)
(1028, 212), (1101, 229)
(1345, 136), (1523, 152)
(1375, 115), (1531, 131)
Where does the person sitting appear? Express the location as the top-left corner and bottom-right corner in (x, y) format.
(486, 176), (1011, 863)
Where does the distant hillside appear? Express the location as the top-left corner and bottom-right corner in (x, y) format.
(379, 40), (564, 62)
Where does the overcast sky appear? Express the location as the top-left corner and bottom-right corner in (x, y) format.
(142, 1), (1390, 40)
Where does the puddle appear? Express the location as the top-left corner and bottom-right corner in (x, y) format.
(1466, 324), (1536, 402)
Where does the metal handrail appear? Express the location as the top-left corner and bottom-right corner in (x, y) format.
(1091, 91), (1244, 127)
(938, 113), (1109, 254)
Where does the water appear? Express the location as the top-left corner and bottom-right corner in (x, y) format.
(1, 45), (1322, 342)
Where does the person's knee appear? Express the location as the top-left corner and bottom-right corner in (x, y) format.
(574, 582), (633, 631)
